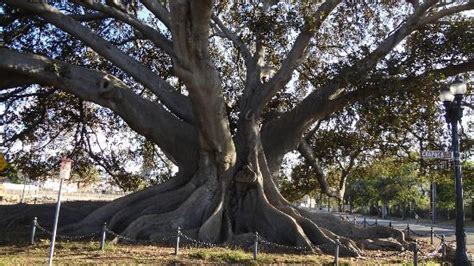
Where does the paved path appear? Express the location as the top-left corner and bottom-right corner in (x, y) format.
(345, 214), (474, 252)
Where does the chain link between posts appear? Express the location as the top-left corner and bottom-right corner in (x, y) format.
(36, 222), (100, 240)
(104, 227), (175, 244)
(31, 216), (454, 261)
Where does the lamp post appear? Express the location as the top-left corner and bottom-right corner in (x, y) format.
(439, 78), (470, 265)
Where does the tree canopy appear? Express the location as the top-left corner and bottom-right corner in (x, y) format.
(0, 0), (473, 255)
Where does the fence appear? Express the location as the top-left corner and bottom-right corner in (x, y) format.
(29, 216), (451, 264)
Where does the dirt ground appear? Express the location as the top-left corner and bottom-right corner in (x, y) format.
(0, 202), (449, 264)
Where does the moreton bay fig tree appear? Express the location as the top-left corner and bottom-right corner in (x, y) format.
(1, 0), (473, 256)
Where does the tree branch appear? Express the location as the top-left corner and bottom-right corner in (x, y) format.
(4, 0), (194, 122)
(0, 48), (199, 170)
(169, 0), (236, 170)
(141, 0), (171, 30)
(69, 12), (108, 22)
(419, 1), (474, 25)
(262, 58), (474, 178)
(297, 139), (343, 200)
(71, 0), (175, 57)
(212, 15), (252, 62)
(249, 0), (341, 116)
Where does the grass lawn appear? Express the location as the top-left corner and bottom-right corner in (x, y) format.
(0, 239), (444, 265)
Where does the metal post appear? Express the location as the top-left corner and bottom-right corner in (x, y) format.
(430, 226), (434, 245)
(253, 231), (259, 260)
(389, 220), (392, 228)
(327, 195), (330, 212)
(30, 217), (37, 245)
(413, 241), (418, 266)
(174, 226), (181, 255)
(449, 110), (470, 265)
(375, 218), (378, 226)
(20, 175), (27, 204)
(432, 182), (436, 224)
(363, 217), (367, 228)
(100, 222), (106, 251)
(406, 224), (410, 239)
(441, 235), (446, 263)
(353, 216), (356, 225)
(48, 177), (64, 266)
(334, 236), (340, 266)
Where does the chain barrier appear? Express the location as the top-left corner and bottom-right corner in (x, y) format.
(408, 229), (429, 238)
(257, 237), (314, 252)
(30, 216), (455, 262)
(104, 227), (174, 245)
(36, 222), (100, 240)
(179, 232), (218, 248)
(370, 248), (413, 258)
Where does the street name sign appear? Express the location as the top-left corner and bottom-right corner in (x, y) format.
(422, 150), (452, 160)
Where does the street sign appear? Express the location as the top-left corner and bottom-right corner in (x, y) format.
(48, 157), (73, 266)
(59, 158), (73, 180)
(422, 150), (452, 160)
(434, 161), (451, 170)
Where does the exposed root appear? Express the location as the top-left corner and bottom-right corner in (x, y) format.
(57, 152), (407, 258)
(60, 171), (192, 234)
(120, 184), (213, 239)
(108, 181), (197, 232)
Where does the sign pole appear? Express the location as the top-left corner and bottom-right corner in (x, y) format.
(47, 158), (72, 266)
(48, 177), (63, 266)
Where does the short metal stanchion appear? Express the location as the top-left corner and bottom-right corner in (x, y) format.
(430, 226), (434, 245)
(389, 220), (392, 228)
(175, 227), (181, 255)
(100, 222), (106, 251)
(375, 218), (378, 226)
(334, 236), (340, 265)
(406, 224), (410, 239)
(253, 231), (258, 260)
(363, 217), (367, 228)
(441, 235), (446, 263)
(30, 217), (37, 245)
(353, 216), (356, 225)
(413, 241), (418, 266)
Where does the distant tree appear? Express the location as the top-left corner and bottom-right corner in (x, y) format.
(69, 162), (101, 189)
(345, 157), (429, 216)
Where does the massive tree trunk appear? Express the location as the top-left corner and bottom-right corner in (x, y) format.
(2, 0), (473, 257)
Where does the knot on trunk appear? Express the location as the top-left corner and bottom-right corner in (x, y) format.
(235, 165), (257, 183)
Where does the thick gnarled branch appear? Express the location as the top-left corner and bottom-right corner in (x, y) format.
(4, 0), (193, 122)
(142, 0), (171, 29)
(262, 0), (473, 167)
(169, 0), (236, 171)
(0, 48), (199, 170)
(249, 0), (341, 116)
(71, 0), (175, 57)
